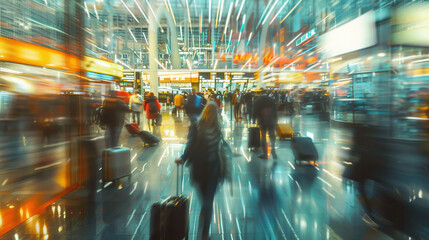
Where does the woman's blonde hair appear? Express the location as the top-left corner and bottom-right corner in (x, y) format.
(148, 92), (155, 97)
(198, 102), (220, 129)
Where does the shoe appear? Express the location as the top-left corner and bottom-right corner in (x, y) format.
(258, 154), (268, 159)
(272, 152), (278, 159)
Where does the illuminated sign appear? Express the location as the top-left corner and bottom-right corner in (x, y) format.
(296, 28), (316, 46)
(83, 56), (123, 78)
(119, 81), (134, 87)
(86, 71), (114, 81)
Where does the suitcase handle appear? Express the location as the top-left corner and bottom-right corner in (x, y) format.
(176, 163), (183, 196)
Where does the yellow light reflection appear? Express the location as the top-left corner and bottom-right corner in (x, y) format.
(58, 226), (63, 232)
(36, 221), (40, 234)
(20, 208), (24, 218)
(43, 224), (47, 235)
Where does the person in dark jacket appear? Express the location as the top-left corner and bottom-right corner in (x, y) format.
(175, 102), (227, 240)
(101, 91), (130, 148)
(243, 90), (254, 122)
(143, 92), (161, 130)
(253, 91), (278, 159)
(184, 88), (204, 123)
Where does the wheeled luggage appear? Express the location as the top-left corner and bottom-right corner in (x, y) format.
(125, 122), (141, 135)
(150, 165), (189, 240)
(155, 114), (162, 126)
(248, 127), (261, 150)
(276, 123), (294, 139)
(291, 136), (318, 164)
(139, 130), (160, 146)
(102, 147), (131, 182)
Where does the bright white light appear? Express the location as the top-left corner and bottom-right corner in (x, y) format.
(209, 0), (212, 23)
(128, 28), (137, 43)
(270, 0), (290, 24)
(236, 0), (246, 21)
(223, 2), (233, 35)
(166, 0), (176, 25)
(142, 32), (149, 45)
(134, 0), (150, 24)
(115, 59), (133, 70)
(84, 2), (90, 19)
(185, 0), (192, 34)
(186, 59), (192, 71)
(93, 5), (99, 20)
(304, 62), (321, 72)
(213, 59), (218, 70)
(377, 52), (386, 57)
(246, 32), (253, 46)
(215, 0), (221, 28)
(145, 0), (163, 32)
(262, 0), (278, 25)
(240, 58), (251, 70)
(120, 0), (139, 23)
(280, 0), (302, 23)
(219, 0), (225, 26)
(287, 33), (303, 47)
(44, 0), (47, 5)
(154, 58), (167, 70)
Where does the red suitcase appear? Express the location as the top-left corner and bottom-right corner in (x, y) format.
(125, 122), (141, 135)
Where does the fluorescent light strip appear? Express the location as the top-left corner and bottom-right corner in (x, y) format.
(44, 0), (47, 5)
(223, 2), (233, 35)
(209, 0), (212, 23)
(270, 0), (290, 24)
(84, 2), (90, 19)
(186, 0), (192, 34)
(134, 0), (150, 24)
(213, 59), (219, 70)
(218, 0), (225, 27)
(282, 58), (300, 70)
(120, 0), (139, 23)
(167, 0), (176, 25)
(154, 58), (167, 70)
(240, 58), (251, 70)
(93, 5), (99, 20)
(280, 0), (302, 24)
(246, 32), (253, 46)
(128, 28), (137, 43)
(256, 0), (273, 28)
(142, 32), (149, 45)
(304, 62), (320, 72)
(116, 59), (133, 70)
(286, 33), (302, 46)
(215, 0), (220, 28)
(186, 59), (192, 71)
(262, 0), (278, 25)
(145, 0), (163, 32)
(236, 0), (246, 21)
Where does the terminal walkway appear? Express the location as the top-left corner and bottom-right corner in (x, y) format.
(3, 106), (398, 240)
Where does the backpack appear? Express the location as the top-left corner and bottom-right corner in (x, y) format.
(148, 101), (158, 113)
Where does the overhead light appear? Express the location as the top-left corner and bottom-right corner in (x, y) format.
(282, 58), (300, 70)
(185, 0), (192, 34)
(44, 0), (47, 5)
(0, 68), (22, 74)
(142, 32), (149, 45)
(241, 58), (251, 70)
(236, 0), (246, 21)
(223, 2), (233, 35)
(84, 2), (90, 19)
(218, 0), (225, 28)
(270, 0), (290, 24)
(304, 62), (321, 72)
(120, 0), (139, 23)
(246, 32), (253, 46)
(167, 0), (176, 25)
(280, 0), (302, 24)
(208, 0), (212, 23)
(377, 52), (386, 57)
(115, 59), (133, 70)
(93, 5), (99, 20)
(128, 28), (137, 43)
(134, 0), (150, 24)
(215, 0), (221, 29)
(186, 59), (192, 71)
(262, 0), (278, 25)
(256, 0), (274, 29)
(154, 58), (167, 70)
(213, 59), (218, 71)
(146, 0), (163, 32)
(287, 33), (302, 47)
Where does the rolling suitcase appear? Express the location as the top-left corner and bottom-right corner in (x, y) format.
(139, 130), (160, 146)
(150, 165), (189, 240)
(248, 127), (260, 150)
(102, 147), (131, 182)
(291, 136), (318, 164)
(155, 114), (162, 126)
(276, 123), (294, 139)
(125, 122), (141, 135)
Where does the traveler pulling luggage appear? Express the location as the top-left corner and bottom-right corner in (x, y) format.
(155, 114), (162, 126)
(291, 134), (318, 165)
(150, 164), (189, 240)
(102, 147), (131, 183)
(276, 123), (294, 139)
(125, 122), (160, 146)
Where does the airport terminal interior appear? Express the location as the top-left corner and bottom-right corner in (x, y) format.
(0, 0), (429, 239)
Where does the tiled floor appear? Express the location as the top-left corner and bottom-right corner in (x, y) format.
(3, 105), (400, 240)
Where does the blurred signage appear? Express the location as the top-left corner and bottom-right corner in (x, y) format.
(0, 36), (80, 72)
(83, 56), (123, 78)
(86, 71), (114, 81)
(296, 28), (316, 46)
(119, 81), (133, 87)
(123, 72), (135, 80)
(319, 11), (376, 58)
(142, 72), (198, 83)
(392, 4), (429, 47)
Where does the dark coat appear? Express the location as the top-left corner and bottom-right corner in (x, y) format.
(101, 98), (129, 126)
(252, 95), (278, 127)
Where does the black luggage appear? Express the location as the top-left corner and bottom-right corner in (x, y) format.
(150, 165), (189, 240)
(102, 147), (131, 182)
(319, 111), (330, 121)
(248, 127), (260, 150)
(172, 107), (177, 115)
(291, 136), (318, 164)
(156, 114), (162, 126)
(138, 130), (160, 146)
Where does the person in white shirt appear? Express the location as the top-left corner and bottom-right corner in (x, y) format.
(129, 90), (143, 125)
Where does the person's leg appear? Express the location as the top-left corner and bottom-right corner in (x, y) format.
(268, 126), (277, 159)
(259, 126), (268, 159)
(233, 105), (238, 120)
(238, 104), (242, 119)
(132, 112), (136, 123)
(104, 127), (112, 148)
(112, 125), (122, 147)
(136, 112), (140, 126)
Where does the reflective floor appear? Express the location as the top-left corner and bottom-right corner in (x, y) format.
(3, 105), (407, 240)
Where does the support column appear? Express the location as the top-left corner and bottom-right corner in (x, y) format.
(149, 7), (159, 96)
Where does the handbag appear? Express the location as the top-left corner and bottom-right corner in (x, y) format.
(218, 139), (232, 182)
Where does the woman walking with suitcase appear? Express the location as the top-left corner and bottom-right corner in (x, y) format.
(175, 102), (230, 240)
(143, 92), (161, 130)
